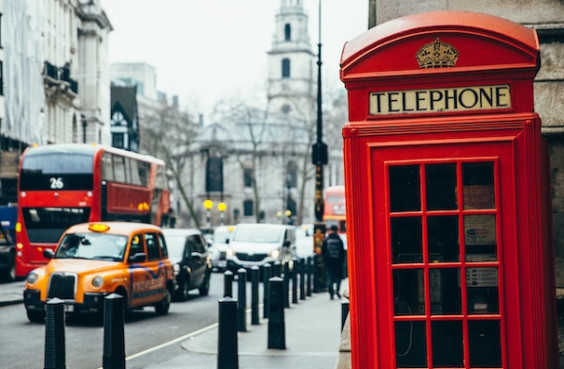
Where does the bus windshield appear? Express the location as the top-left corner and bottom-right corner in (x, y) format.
(20, 153), (93, 190)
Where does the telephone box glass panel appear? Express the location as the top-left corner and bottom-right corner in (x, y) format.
(389, 159), (502, 368)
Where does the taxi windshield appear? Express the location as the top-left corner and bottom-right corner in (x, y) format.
(55, 233), (128, 261)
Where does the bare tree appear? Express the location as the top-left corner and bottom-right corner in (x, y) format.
(142, 100), (202, 227)
(213, 100), (270, 223)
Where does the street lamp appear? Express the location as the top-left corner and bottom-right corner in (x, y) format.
(311, 0), (327, 292)
(217, 202), (227, 226)
(203, 199), (213, 229)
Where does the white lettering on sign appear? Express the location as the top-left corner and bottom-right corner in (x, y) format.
(369, 85), (511, 115)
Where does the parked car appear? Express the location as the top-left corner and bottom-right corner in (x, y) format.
(162, 228), (212, 301)
(296, 223), (315, 259)
(23, 222), (175, 323)
(209, 225), (235, 271)
(226, 223), (297, 271)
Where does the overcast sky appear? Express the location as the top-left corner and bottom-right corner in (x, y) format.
(100, 0), (369, 119)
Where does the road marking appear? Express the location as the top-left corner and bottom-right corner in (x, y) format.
(95, 322), (218, 369)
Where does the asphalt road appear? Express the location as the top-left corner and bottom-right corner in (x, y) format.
(0, 273), (227, 369)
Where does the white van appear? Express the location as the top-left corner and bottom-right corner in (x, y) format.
(226, 223), (297, 271)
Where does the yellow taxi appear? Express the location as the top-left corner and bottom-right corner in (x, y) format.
(23, 222), (175, 323)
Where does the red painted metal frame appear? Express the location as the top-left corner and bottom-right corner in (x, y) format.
(340, 11), (557, 369)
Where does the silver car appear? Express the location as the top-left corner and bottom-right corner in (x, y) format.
(208, 225), (235, 271)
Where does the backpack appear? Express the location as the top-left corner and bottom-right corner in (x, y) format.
(326, 237), (342, 259)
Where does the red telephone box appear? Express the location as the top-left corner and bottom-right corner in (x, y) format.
(340, 11), (558, 369)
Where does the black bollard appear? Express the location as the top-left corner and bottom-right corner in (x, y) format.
(224, 270), (234, 297)
(267, 277), (286, 349)
(306, 256), (313, 297)
(291, 258), (298, 304)
(237, 268), (247, 332)
(250, 266), (260, 325)
(341, 299), (350, 332)
(282, 262), (290, 308)
(263, 263), (272, 319)
(103, 293), (125, 369)
(218, 298), (238, 369)
(299, 258), (306, 300)
(44, 298), (65, 369)
(273, 260), (281, 277)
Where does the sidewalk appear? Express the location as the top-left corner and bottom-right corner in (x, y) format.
(143, 289), (345, 369)
(0, 280), (24, 306)
(1, 279), (346, 369)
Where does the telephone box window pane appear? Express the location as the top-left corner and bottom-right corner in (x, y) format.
(469, 320), (502, 367)
(430, 268), (461, 315)
(392, 217), (422, 263)
(431, 320), (464, 367)
(389, 165), (420, 212)
(395, 321), (427, 367)
(428, 215), (459, 262)
(394, 269), (424, 315)
(426, 163), (457, 210)
(467, 268), (499, 314)
(465, 215), (497, 261)
(463, 162), (495, 210)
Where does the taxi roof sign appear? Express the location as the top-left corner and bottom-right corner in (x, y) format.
(88, 224), (110, 233)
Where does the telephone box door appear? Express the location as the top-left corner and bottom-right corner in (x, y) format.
(372, 140), (520, 368)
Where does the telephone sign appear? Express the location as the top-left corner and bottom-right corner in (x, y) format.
(340, 11), (557, 369)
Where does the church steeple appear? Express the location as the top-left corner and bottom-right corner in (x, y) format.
(267, 0), (316, 116)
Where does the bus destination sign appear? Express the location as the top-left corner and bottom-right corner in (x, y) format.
(369, 84), (511, 115)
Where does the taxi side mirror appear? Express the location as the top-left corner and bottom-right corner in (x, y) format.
(43, 249), (54, 259)
(283, 240), (291, 248)
(129, 252), (146, 263)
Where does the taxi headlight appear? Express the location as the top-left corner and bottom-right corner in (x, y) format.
(173, 264), (180, 274)
(26, 272), (38, 284)
(270, 249), (280, 259)
(92, 276), (104, 288)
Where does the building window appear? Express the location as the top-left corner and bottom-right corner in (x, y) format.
(243, 200), (254, 216)
(284, 23), (291, 41)
(206, 156), (223, 192)
(112, 133), (124, 148)
(111, 109), (127, 126)
(282, 58), (291, 78)
(244, 167), (253, 188)
(287, 161), (298, 188)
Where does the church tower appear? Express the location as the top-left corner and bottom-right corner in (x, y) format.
(267, 0), (316, 117)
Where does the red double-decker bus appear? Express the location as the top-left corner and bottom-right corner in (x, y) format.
(15, 144), (170, 277)
(323, 185), (347, 236)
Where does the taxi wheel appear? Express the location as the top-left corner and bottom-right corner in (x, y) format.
(155, 287), (171, 315)
(26, 309), (45, 323)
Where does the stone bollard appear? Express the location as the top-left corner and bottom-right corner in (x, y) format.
(291, 258), (298, 304)
(218, 298), (238, 369)
(250, 266), (260, 325)
(237, 268), (247, 332)
(306, 256), (313, 297)
(44, 298), (65, 369)
(283, 262), (290, 308)
(267, 277), (286, 349)
(341, 299), (350, 332)
(103, 293), (125, 369)
(299, 258), (306, 300)
(263, 263), (272, 319)
(224, 270), (234, 297)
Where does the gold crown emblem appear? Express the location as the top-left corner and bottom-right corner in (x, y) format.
(416, 37), (459, 68)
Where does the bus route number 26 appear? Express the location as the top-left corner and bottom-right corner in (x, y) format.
(50, 177), (64, 189)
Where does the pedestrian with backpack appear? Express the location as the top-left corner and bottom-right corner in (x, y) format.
(321, 225), (346, 299)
